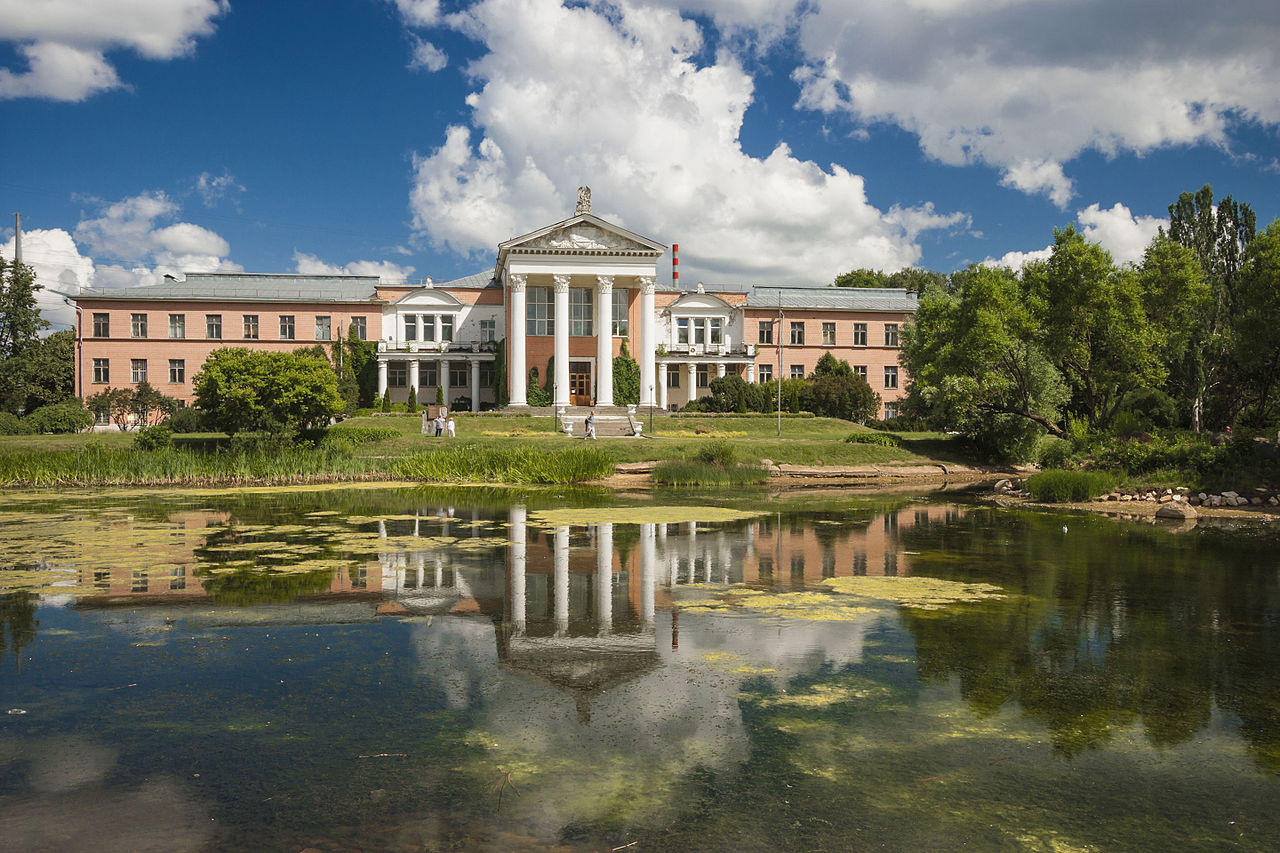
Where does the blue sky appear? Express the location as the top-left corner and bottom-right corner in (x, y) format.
(3, 0), (1278, 330)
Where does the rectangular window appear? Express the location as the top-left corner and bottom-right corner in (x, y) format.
(667, 364), (681, 388)
(694, 321), (706, 347)
(790, 321), (804, 345)
(884, 402), (900, 419)
(170, 566), (186, 591)
(611, 289), (629, 336)
(696, 365), (709, 388)
(168, 314), (185, 339)
(853, 365), (868, 380)
(885, 323), (899, 347)
(388, 363), (406, 387)
(131, 358), (147, 383)
(349, 316), (366, 340)
(884, 365), (898, 389)
(279, 315), (295, 340)
(791, 364), (805, 379)
(440, 315), (453, 342)
(568, 287), (593, 336)
(421, 315), (435, 342)
(316, 316), (331, 341)
(709, 318), (722, 345)
(168, 359), (185, 384)
(757, 363), (772, 383)
(421, 363), (438, 387)
(404, 314), (418, 342)
(243, 314), (259, 339)
(131, 313), (147, 338)
(206, 314), (222, 339)
(450, 363), (467, 388)
(480, 319), (496, 342)
(822, 322), (836, 346)
(758, 320), (773, 345)
(853, 322), (867, 346)
(92, 313), (110, 337)
(480, 363), (496, 387)
(93, 358), (109, 384)
(676, 317), (689, 345)
(527, 287), (553, 336)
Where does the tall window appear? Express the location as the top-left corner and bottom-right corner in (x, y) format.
(884, 323), (899, 347)
(611, 289), (628, 336)
(169, 359), (185, 384)
(693, 320), (706, 346)
(404, 314), (418, 342)
(93, 358), (109, 384)
(568, 287), (593, 336)
(696, 365), (709, 388)
(440, 315), (453, 341)
(480, 363), (496, 387)
(421, 364), (438, 387)
(676, 318), (690, 345)
(884, 402), (900, 419)
(279, 315), (295, 340)
(206, 314), (222, 339)
(316, 316), (331, 341)
(853, 322), (867, 346)
(131, 313), (147, 338)
(853, 365), (868, 380)
(527, 287), (553, 336)
(758, 321), (773, 345)
(169, 314), (185, 339)
(349, 316), (366, 340)
(243, 314), (259, 339)
(709, 318), (723, 345)
(667, 365), (681, 388)
(131, 359), (147, 383)
(757, 363), (772, 383)
(92, 313), (110, 337)
(884, 365), (898, 389)
(791, 364), (805, 379)
(388, 363), (406, 387)
(790, 321), (805, 345)
(480, 319), (496, 342)
(450, 363), (467, 388)
(822, 322), (836, 346)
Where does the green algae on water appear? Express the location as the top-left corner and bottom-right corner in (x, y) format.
(527, 505), (762, 527)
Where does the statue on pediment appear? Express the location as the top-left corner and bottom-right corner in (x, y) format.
(576, 185), (591, 216)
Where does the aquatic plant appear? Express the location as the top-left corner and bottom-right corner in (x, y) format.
(1025, 469), (1117, 502)
(651, 459), (769, 486)
(395, 443), (613, 484)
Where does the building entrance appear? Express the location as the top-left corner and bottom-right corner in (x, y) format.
(569, 362), (592, 405)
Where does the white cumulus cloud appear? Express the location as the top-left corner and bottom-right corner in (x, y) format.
(0, 0), (228, 101)
(409, 38), (448, 72)
(408, 0), (964, 284)
(293, 251), (417, 281)
(2, 228), (96, 330)
(983, 199), (1167, 269)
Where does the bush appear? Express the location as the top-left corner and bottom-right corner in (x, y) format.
(845, 432), (902, 447)
(693, 439), (736, 467)
(652, 459), (769, 486)
(1037, 436), (1073, 469)
(1025, 469), (1116, 502)
(134, 424), (173, 450)
(406, 387), (418, 414)
(450, 395), (471, 413)
(169, 407), (209, 433)
(25, 400), (93, 434)
(0, 412), (34, 435)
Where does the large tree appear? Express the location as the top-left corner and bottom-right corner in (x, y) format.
(0, 255), (55, 414)
(1232, 222), (1280, 425)
(193, 348), (343, 436)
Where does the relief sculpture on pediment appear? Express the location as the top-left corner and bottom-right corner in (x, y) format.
(526, 223), (644, 251)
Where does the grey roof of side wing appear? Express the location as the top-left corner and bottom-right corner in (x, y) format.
(746, 286), (917, 312)
(432, 271), (499, 289)
(74, 272), (384, 303)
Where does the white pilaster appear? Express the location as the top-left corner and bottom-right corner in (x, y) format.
(639, 276), (655, 407)
(553, 274), (571, 408)
(440, 359), (451, 408)
(508, 274), (528, 406)
(377, 360), (388, 397)
(747, 363), (755, 383)
(433, 314), (442, 344)
(470, 359), (481, 412)
(596, 275), (614, 406)
(596, 522), (613, 634)
(554, 526), (569, 636)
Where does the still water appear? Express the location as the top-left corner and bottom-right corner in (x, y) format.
(1, 485), (1278, 852)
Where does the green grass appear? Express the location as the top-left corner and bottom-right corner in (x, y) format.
(394, 443), (613, 484)
(651, 459), (770, 486)
(1025, 470), (1117, 502)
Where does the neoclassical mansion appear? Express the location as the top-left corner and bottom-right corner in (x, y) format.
(73, 192), (915, 417)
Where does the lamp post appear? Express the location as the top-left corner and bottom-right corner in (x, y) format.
(648, 383), (654, 435)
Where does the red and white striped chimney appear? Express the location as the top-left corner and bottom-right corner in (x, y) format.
(672, 243), (679, 288)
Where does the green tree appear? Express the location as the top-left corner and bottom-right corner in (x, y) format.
(193, 348), (343, 435)
(833, 268), (890, 288)
(129, 381), (175, 427)
(381, 388), (392, 412)
(86, 387), (139, 431)
(0, 255), (47, 361)
(0, 329), (73, 414)
(1232, 221), (1280, 424)
(613, 340), (640, 405)
(406, 385), (418, 413)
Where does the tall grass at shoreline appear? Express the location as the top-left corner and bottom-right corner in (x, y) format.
(394, 443), (613, 484)
(651, 459), (769, 486)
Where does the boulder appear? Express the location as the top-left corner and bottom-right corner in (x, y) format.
(1155, 502), (1198, 520)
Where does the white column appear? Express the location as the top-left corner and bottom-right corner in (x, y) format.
(509, 274), (528, 406)
(747, 363), (755, 383)
(433, 315), (442, 345)
(408, 359), (419, 395)
(716, 362), (726, 379)
(686, 362), (697, 403)
(470, 359), (481, 412)
(553, 274), (571, 408)
(596, 275), (614, 406)
(641, 523), (656, 627)
(554, 526), (570, 636)
(509, 507), (527, 635)
(377, 360), (388, 397)
(440, 359), (451, 408)
(657, 362), (667, 410)
(596, 522), (613, 634)
(639, 276), (656, 407)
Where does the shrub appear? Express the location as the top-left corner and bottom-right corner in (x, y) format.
(652, 459), (769, 486)
(1025, 469), (1116, 502)
(694, 439), (736, 467)
(1037, 436), (1073, 469)
(169, 407), (209, 433)
(25, 400), (94, 434)
(406, 387), (418, 413)
(134, 424), (173, 450)
(845, 432), (902, 447)
(450, 395), (471, 413)
(380, 389), (392, 413)
(0, 412), (34, 435)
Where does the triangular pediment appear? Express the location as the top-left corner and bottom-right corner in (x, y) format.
(500, 214), (666, 255)
(390, 288), (464, 310)
(666, 292), (736, 314)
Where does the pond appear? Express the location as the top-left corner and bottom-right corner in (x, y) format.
(1, 484), (1278, 852)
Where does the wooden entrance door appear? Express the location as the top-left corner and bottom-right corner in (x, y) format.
(569, 362), (592, 405)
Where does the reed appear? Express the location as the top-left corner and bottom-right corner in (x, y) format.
(1024, 469), (1117, 502)
(395, 443), (613, 484)
(651, 459), (770, 486)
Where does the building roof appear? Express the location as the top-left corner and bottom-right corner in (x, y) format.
(74, 272), (384, 304)
(433, 271), (498, 289)
(745, 286), (917, 312)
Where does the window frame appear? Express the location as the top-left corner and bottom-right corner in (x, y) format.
(527, 286), (553, 336)
(93, 358), (109, 384)
(169, 313), (185, 339)
(852, 322), (867, 347)
(884, 365), (898, 389)
(821, 321), (836, 346)
(92, 313), (110, 337)
(758, 320), (773, 345)
(168, 359), (185, 384)
(884, 323), (899, 347)
(611, 289), (629, 337)
(790, 364), (805, 380)
(789, 321), (805, 346)
(279, 315), (295, 340)
(388, 363), (407, 387)
(130, 313), (147, 339)
(130, 358), (148, 384)
(756, 363), (772, 383)
(315, 315), (332, 341)
(349, 316), (367, 340)
(242, 314), (259, 340)
(568, 287), (593, 336)
(206, 314), (222, 340)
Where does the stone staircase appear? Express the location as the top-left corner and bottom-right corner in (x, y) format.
(525, 405), (647, 437)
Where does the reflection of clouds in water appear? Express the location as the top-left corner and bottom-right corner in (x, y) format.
(408, 615), (502, 710)
(675, 609), (875, 678)
(0, 735), (213, 853)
